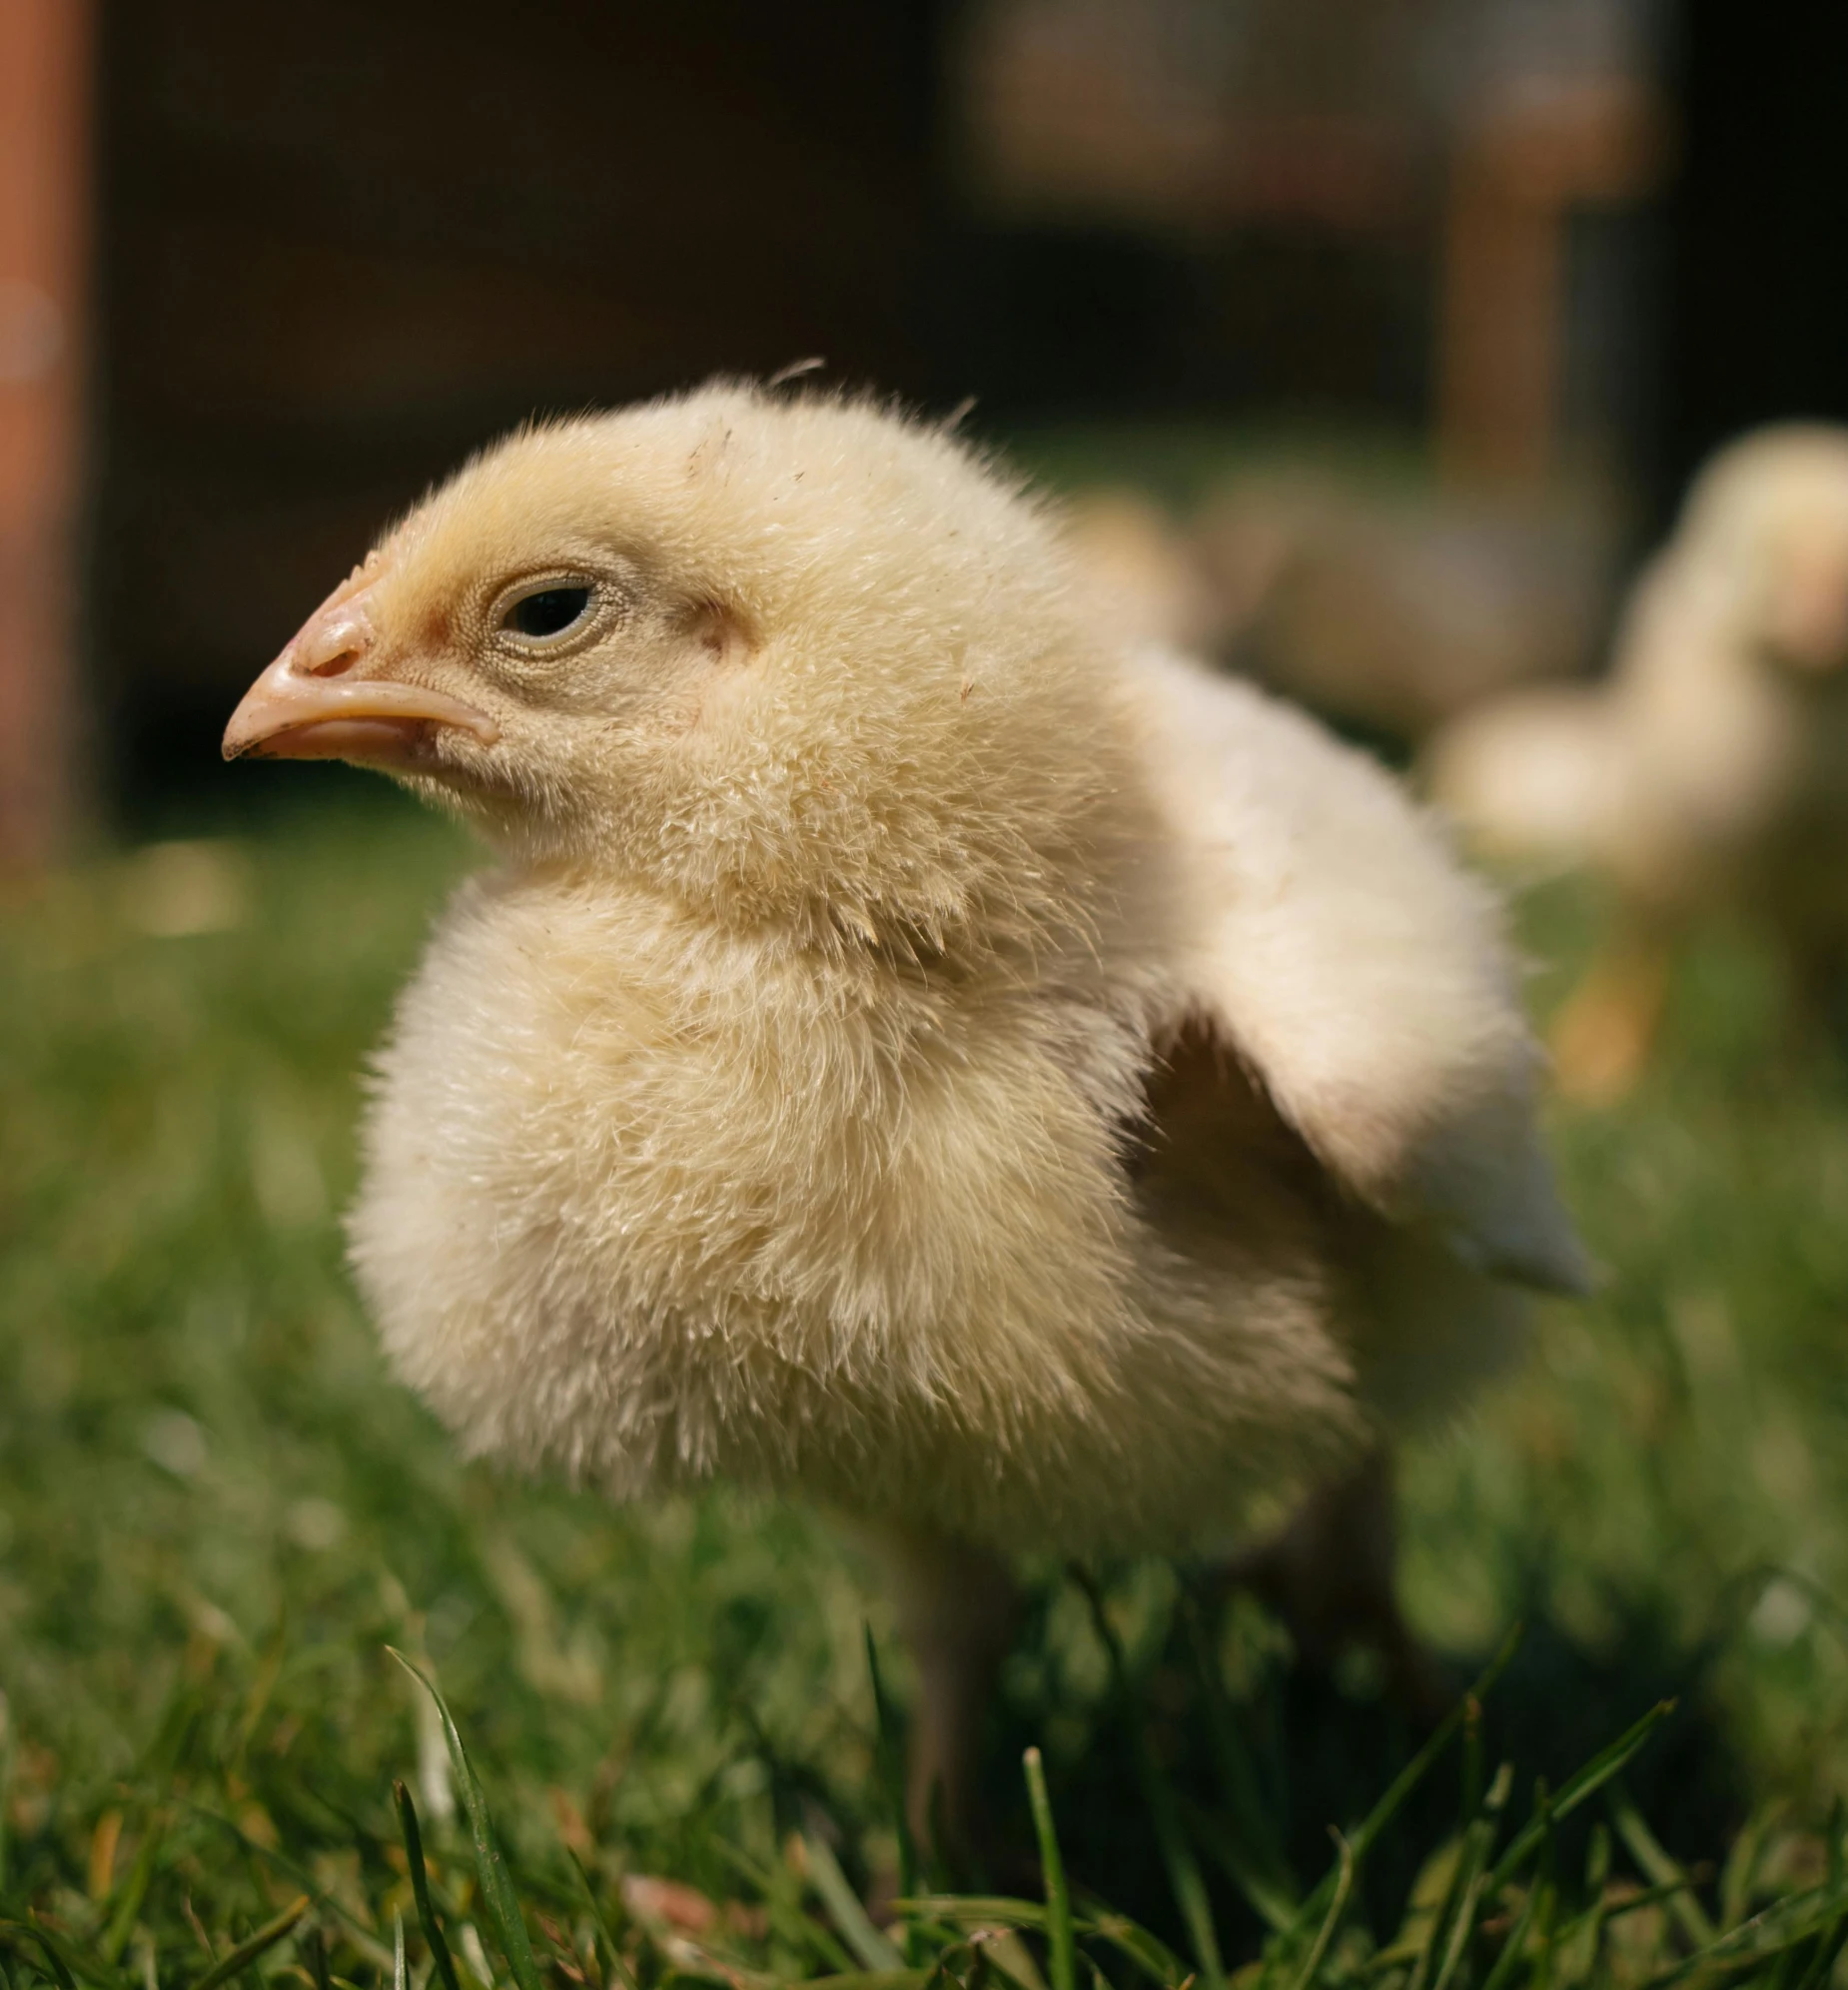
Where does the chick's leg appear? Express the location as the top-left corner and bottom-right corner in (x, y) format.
(1549, 919), (1674, 1106)
(861, 1523), (1018, 1865)
(1226, 1443), (1442, 1720)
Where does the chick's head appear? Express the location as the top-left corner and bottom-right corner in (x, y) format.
(1682, 424), (1848, 675)
(226, 384), (1132, 950)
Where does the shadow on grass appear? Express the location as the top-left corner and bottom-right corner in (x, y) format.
(969, 1576), (1747, 1964)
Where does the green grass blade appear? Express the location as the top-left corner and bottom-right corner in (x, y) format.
(186, 1895), (309, 1990)
(1717, 1806), (1779, 1933)
(1796, 1806), (1848, 1990)
(179, 1801), (395, 1974)
(1789, 1912), (1848, 1990)
(865, 1628), (921, 1918)
(1473, 1878), (1539, 1990)
(1145, 1804), (1225, 1990)
(0, 1919), (123, 1990)
(393, 1912), (407, 1990)
(1348, 1630), (1519, 1875)
(387, 1649), (543, 1990)
(99, 1812), (167, 1966)
(1075, 1571), (1225, 1989)
(1585, 1818), (1611, 1900)
(802, 1974), (932, 1990)
(1288, 1831), (1356, 1990)
(1283, 1624), (1523, 1951)
(1607, 1781), (1717, 1949)
(1530, 1778), (1558, 1990)
(1460, 1697), (1482, 1825)
(1179, 1597), (1297, 1914)
(1407, 1833), (1475, 1990)
(0, 1694), (11, 1902)
(1023, 1751), (1076, 1990)
(975, 1930), (1050, 1990)
(1604, 1880), (1715, 1922)
(8, 1926), (77, 1990)
(394, 1782), (462, 1990)
(1425, 1844), (1491, 1990)
(566, 1851), (638, 1990)
(722, 1843), (855, 1976)
(1485, 1702), (1675, 1894)
(1423, 1765), (1513, 1990)
(1181, 1801), (1298, 1935)
(1534, 1873), (1711, 1987)
(801, 1835), (903, 1972)
(139, 1678), (206, 1791)
(895, 1899), (1049, 1933)
(903, 1899), (1191, 1990)
(1637, 1882), (1848, 1990)
(1079, 1910), (1193, 1990)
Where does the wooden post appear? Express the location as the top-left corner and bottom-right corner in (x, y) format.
(1437, 80), (1666, 489)
(0, 0), (91, 869)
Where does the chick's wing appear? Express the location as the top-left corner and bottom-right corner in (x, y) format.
(1132, 649), (1588, 1295)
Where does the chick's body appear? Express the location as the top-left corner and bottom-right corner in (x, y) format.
(1429, 426), (1848, 1098)
(352, 656), (1561, 1555)
(227, 384), (1581, 1838)
(355, 843), (1343, 1554)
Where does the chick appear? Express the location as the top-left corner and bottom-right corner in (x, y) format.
(1194, 475), (1614, 744)
(1428, 426), (1848, 1101)
(225, 384), (1585, 1851)
(1060, 488), (1228, 655)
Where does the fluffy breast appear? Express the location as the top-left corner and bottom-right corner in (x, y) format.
(348, 874), (1366, 1551)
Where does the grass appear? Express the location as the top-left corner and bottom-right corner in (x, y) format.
(8, 783), (1848, 1988)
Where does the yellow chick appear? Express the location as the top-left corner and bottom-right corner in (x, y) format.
(224, 384), (1584, 1848)
(1428, 426), (1848, 1102)
(1060, 488), (1228, 655)
(1194, 476), (1613, 744)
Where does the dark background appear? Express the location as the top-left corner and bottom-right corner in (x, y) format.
(1665, 0), (1848, 494)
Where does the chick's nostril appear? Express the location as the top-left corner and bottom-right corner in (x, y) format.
(304, 641), (365, 678)
(295, 605), (374, 678)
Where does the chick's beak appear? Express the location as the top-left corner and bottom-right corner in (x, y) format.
(222, 585), (499, 765)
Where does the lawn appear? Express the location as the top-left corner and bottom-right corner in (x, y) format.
(7, 765), (1848, 1990)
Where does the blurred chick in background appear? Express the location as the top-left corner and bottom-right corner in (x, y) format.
(1196, 477), (1614, 745)
(1429, 427), (1848, 1103)
(1062, 487), (1229, 656)
(223, 384), (1585, 1855)
(1062, 476), (1613, 746)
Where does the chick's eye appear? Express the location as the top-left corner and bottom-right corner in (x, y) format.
(504, 585), (591, 639)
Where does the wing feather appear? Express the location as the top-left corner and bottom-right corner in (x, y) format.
(1132, 649), (1589, 1295)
